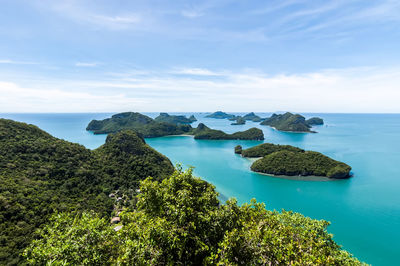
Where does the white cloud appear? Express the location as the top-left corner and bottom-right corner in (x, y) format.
(171, 68), (222, 76)
(75, 62), (98, 67)
(2, 66), (399, 113)
(0, 59), (37, 65)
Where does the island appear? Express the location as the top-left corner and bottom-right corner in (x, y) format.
(154, 112), (196, 125)
(242, 112), (263, 122)
(260, 112), (323, 133)
(87, 112), (263, 140)
(205, 111), (236, 119)
(231, 116), (246, 125)
(191, 123), (264, 140)
(306, 117), (324, 125)
(236, 143), (351, 179)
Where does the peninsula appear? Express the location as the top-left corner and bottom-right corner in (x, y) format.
(231, 116), (246, 125)
(191, 123), (264, 140)
(236, 143), (351, 179)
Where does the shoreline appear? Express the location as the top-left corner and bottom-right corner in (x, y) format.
(253, 171), (335, 181)
(269, 126), (316, 134)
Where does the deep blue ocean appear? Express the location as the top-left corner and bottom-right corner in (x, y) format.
(1, 112), (399, 265)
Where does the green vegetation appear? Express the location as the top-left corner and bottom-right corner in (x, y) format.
(243, 112), (263, 122)
(261, 112), (314, 132)
(240, 143), (304, 157)
(234, 145), (242, 154)
(306, 117), (324, 125)
(251, 150), (351, 178)
(86, 112), (192, 137)
(87, 112), (261, 140)
(24, 169), (363, 265)
(231, 116), (246, 125)
(205, 111), (236, 119)
(191, 123), (264, 140)
(154, 112), (196, 125)
(0, 119), (173, 264)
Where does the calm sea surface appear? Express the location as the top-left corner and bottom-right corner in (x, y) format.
(1, 112), (399, 265)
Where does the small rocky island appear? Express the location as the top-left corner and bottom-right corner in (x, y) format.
(205, 111), (236, 119)
(260, 112), (324, 133)
(236, 143), (351, 179)
(87, 112), (263, 140)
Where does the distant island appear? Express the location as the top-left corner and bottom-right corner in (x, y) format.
(260, 112), (324, 133)
(87, 112), (263, 140)
(242, 112), (263, 122)
(231, 117), (246, 125)
(154, 112), (197, 125)
(192, 123), (264, 140)
(205, 111), (236, 119)
(236, 143), (351, 179)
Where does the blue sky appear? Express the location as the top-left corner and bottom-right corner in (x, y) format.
(1, 0), (400, 112)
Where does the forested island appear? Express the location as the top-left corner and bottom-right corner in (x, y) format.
(242, 112), (263, 122)
(0, 119), (362, 264)
(231, 116), (246, 125)
(87, 112), (263, 140)
(236, 143), (351, 179)
(192, 123), (264, 140)
(154, 112), (197, 124)
(205, 111), (236, 119)
(261, 112), (324, 133)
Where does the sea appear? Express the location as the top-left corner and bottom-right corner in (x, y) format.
(1, 112), (399, 265)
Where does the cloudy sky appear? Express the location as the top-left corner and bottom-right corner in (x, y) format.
(1, 0), (400, 113)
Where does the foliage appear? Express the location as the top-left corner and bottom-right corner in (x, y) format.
(241, 142), (304, 157)
(205, 111), (236, 119)
(261, 112), (314, 132)
(24, 169), (364, 265)
(154, 113), (196, 125)
(251, 150), (351, 178)
(0, 119), (173, 264)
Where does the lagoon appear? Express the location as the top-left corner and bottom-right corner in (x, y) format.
(1, 112), (399, 265)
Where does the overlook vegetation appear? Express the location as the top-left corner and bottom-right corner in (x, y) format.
(260, 112), (323, 133)
(191, 123), (264, 140)
(0, 119), (173, 264)
(24, 168), (363, 265)
(154, 112), (197, 125)
(237, 143), (351, 179)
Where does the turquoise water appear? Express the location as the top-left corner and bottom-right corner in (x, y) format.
(1, 113), (400, 265)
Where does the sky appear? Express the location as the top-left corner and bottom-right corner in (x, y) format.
(1, 0), (400, 113)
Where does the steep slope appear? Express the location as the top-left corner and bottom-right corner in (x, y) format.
(0, 119), (173, 264)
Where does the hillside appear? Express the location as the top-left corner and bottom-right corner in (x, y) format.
(242, 112), (263, 122)
(24, 169), (363, 265)
(238, 143), (304, 157)
(0, 119), (173, 264)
